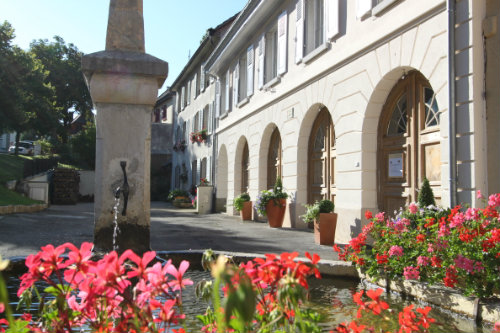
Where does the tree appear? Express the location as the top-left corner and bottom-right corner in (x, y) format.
(418, 177), (436, 207)
(30, 36), (92, 143)
(0, 21), (56, 154)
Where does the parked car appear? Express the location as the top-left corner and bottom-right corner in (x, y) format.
(8, 141), (34, 155)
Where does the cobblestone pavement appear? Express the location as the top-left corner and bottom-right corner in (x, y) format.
(0, 202), (338, 262)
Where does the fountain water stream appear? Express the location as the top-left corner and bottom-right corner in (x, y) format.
(112, 195), (121, 252)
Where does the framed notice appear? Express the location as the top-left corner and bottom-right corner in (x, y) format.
(388, 153), (403, 178)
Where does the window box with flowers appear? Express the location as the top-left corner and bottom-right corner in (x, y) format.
(255, 177), (288, 228)
(173, 139), (187, 152)
(199, 177), (209, 186)
(190, 129), (208, 144)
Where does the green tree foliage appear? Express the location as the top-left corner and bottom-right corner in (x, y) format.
(0, 21), (56, 154)
(69, 121), (96, 169)
(418, 177), (436, 207)
(30, 36), (92, 143)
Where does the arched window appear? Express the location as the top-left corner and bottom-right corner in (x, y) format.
(308, 107), (335, 203)
(241, 142), (249, 193)
(267, 128), (282, 188)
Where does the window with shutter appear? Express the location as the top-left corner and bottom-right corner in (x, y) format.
(187, 80), (191, 105)
(200, 64), (205, 92)
(325, 0), (339, 40)
(295, 0), (304, 63)
(224, 70), (231, 113)
(265, 26), (278, 84)
(215, 80), (221, 118)
(181, 86), (186, 110)
(277, 11), (288, 75)
(247, 46), (254, 97)
(305, 0), (324, 55)
(233, 63), (239, 108)
(208, 103), (213, 134)
(258, 35), (265, 89)
(238, 56), (247, 102)
(194, 73), (198, 98)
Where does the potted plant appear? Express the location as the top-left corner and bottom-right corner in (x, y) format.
(167, 189), (189, 202)
(234, 193), (252, 220)
(255, 177), (288, 228)
(302, 199), (337, 245)
(199, 177), (209, 186)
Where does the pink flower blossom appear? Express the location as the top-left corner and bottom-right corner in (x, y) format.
(438, 224), (449, 238)
(375, 212), (385, 221)
(388, 245), (404, 257)
(454, 255), (484, 274)
(465, 208), (479, 221)
(488, 193), (500, 207)
(408, 203), (419, 214)
(0, 302), (4, 313)
(427, 243), (434, 253)
(417, 256), (430, 266)
(477, 190), (484, 199)
(403, 266), (420, 280)
(449, 212), (465, 228)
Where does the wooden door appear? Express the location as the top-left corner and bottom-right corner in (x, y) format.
(378, 72), (441, 214)
(267, 128), (282, 189)
(308, 108), (336, 204)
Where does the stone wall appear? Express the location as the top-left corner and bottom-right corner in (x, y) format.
(52, 169), (80, 205)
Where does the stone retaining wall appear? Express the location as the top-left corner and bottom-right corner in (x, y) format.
(0, 204), (48, 215)
(357, 269), (500, 324)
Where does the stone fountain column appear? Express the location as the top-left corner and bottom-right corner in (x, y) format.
(82, 0), (168, 254)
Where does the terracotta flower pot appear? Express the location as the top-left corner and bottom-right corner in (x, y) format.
(266, 198), (286, 228)
(240, 201), (253, 220)
(314, 212), (338, 245)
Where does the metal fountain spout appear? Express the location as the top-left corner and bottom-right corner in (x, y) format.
(114, 161), (129, 216)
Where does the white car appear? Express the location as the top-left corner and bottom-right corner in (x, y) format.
(8, 141), (34, 155)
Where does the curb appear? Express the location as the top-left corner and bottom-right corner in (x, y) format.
(0, 203), (48, 215)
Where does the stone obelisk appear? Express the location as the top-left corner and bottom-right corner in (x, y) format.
(82, 0), (168, 254)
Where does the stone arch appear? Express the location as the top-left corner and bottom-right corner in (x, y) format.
(216, 144), (228, 212)
(258, 123), (281, 191)
(234, 136), (250, 197)
(296, 103), (331, 212)
(361, 67), (448, 211)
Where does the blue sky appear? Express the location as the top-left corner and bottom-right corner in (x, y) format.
(0, 0), (247, 94)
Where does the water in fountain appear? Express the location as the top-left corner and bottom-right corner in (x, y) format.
(112, 194), (121, 251)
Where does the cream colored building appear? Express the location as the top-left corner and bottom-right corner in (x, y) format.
(166, 0), (500, 244)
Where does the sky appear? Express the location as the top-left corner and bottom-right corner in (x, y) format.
(0, 0), (248, 94)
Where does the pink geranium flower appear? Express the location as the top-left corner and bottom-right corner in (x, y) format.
(389, 245), (404, 257)
(408, 203), (418, 214)
(403, 266), (420, 280)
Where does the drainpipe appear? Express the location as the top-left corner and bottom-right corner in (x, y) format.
(448, 0), (457, 207)
(208, 73), (219, 212)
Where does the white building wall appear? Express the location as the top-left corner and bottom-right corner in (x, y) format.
(214, 0), (458, 243)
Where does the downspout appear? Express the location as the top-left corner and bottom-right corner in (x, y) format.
(208, 73), (219, 213)
(448, 0), (457, 207)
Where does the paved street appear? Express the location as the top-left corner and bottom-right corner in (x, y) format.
(0, 202), (339, 262)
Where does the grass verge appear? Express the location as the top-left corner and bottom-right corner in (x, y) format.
(0, 185), (42, 206)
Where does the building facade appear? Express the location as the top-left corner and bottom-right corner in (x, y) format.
(165, 0), (500, 244)
(167, 16), (236, 198)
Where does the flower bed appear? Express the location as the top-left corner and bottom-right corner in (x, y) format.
(334, 191), (500, 321)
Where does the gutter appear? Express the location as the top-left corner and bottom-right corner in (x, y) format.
(448, 0), (457, 207)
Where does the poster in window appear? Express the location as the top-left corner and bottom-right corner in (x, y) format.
(388, 153), (403, 178)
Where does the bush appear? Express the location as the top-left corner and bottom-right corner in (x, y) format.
(418, 177), (435, 207)
(301, 199), (334, 224)
(335, 193), (500, 298)
(233, 193), (250, 211)
(255, 177), (288, 216)
(69, 122), (96, 170)
(318, 199), (334, 213)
